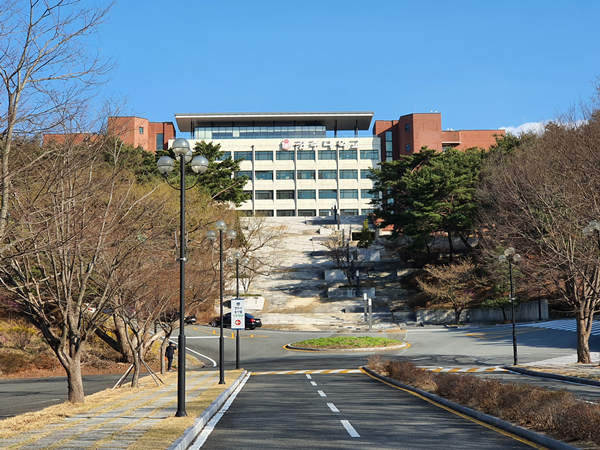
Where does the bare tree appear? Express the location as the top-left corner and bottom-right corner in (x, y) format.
(0, 0), (113, 243)
(323, 233), (365, 284)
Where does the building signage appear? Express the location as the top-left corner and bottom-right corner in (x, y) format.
(280, 139), (360, 150)
(231, 299), (245, 330)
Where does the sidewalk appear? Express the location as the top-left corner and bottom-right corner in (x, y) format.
(0, 368), (246, 450)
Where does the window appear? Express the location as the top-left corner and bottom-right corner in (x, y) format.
(156, 133), (164, 151)
(255, 210), (274, 217)
(339, 169), (358, 180)
(361, 169), (373, 179)
(138, 127), (144, 135)
(318, 170), (337, 180)
(255, 151), (273, 160)
(405, 123), (410, 131)
(255, 190), (273, 200)
(215, 151), (231, 161)
(340, 209), (359, 216)
(319, 209), (332, 217)
(361, 209), (374, 215)
(276, 151), (294, 160)
(340, 189), (358, 199)
(277, 210), (296, 217)
(360, 150), (379, 160)
(318, 150), (336, 160)
(276, 170), (294, 180)
(298, 189), (316, 199)
(405, 144), (411, 154)
(235, 151), (253, 161)
(319, 189), (337, 199)
(386, 130), (393, 161)
(339, 150), (357, 160)
(298, 210), (316, 217)
(276, 190), (294, 200)
(296, 150), (315, 160)
(235, 171), (252, 180)
(255, 171), (273, 180)
(239, 210), (253, 217)
(361, 189), (376, 199)
(297, 170), (316, 180)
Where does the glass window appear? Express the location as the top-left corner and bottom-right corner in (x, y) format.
(340, 209), (359, 216)
(255, 210), (274, 217)
(340, 189), (358, 199)
(361, 209), (374, 215)
(276, 151), (294, 160)
(235, 171), (252, 180)
(297, 170), (316, 180)
(255, 151), (273, 160)
(339, 170), (358, 179)
(405, 144), (411, 154)
(318, 170), (337, 180)
(156, 133), (164, 151)
(276, 210), (296, 217)
(239, 210), (253, 217)
(361, 189), (376, 199)
(235, 151), (253, 161)
(318, 150), (336, 160)
(298, 210), (316, 217)
(138, 127), (144, 135)
(319, 189), (337, 199)
(215, 151), (231, 161)
(255, 190), (273, 200)
(339, 150), (357, 160)
(386, 131), (393, 139)
(405, 123), (410, 131)
(276, 170), (294, 180)
(276, 190), (294, 200)
(296, 150), (315, 160)
(319, 209), (332, 217)
(298, 189), (316, 199)
(255, 171), (273, 180)
(360, 150), (379, 160)
(360, 169), (373, 179)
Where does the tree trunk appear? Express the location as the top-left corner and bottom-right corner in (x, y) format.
(66, 357), (85, 403)
(114, 316), (133, 362)
(576, 311), (592, 364)
(160, 335), (170, 375)
(131, 350), (141, 388)
(447, 231), (454, 263)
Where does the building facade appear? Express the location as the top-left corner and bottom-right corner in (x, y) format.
(174, 112), (379, 217)
(107, 117), (175, 152)
(373, 113), (504, 160)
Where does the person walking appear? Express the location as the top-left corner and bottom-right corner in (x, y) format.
(165, 342), (176, 371)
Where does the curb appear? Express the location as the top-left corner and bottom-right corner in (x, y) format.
(502, 365), (600, 388)
(361, 366), (579, 450)
(284, 342), (408, 352)
(167, 370), (248, 450)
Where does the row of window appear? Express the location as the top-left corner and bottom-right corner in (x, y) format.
(245, 189), (376, 200)
(226, 149), (379, 161)
(239, 209), (375, 217)
(195, 125), (327, 140)
(235, 169), (373, 181)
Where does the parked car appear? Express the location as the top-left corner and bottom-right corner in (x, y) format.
(184, 314), (197, 325)
(209, 313), (262, 330)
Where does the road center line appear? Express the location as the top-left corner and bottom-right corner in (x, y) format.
(310, 381), (317, 386)
(341, 420), (360, 438)
(317, 390), (326, 397)
(327, 403), (339, 413)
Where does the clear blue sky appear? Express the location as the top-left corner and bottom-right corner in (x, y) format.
(97, 0), (600, 134)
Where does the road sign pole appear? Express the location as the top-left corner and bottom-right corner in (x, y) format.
(368, 297), (373, 332)
(236, 329), (240, 369)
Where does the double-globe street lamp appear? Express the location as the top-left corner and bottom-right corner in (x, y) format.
(227, 252), (249, 369)
(156, 138), (209, 417)
(207, 222), (236, 384)
(499, 247), (521, 366)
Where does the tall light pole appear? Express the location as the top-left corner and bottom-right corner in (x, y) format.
(228, 252), (247, 369)
(207, 222), (236, 384)
(156, 138), (209, 417)
(499, 247), (521, 366)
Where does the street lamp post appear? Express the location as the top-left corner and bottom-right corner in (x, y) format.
(228, 252), (246, 370)
(156, 138), (209, 417)
(499, 247), (521, 366)
(207, 222), (236, 384)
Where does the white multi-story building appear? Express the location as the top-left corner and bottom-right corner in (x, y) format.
(174, 112), (380, 218)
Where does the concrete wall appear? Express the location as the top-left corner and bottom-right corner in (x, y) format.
(415, 299), (548, 324)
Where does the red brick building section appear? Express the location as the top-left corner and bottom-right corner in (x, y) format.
(373, 113), (504, 160)
(107, 117), (175, 152)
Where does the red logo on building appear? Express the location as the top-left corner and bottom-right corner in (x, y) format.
(281, 139), (291, 150)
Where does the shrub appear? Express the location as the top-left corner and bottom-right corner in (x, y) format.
(6, 325), (37, 350)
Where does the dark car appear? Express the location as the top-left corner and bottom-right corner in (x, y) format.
(210, 313), (262, 330)
(184, 314), (197, 325)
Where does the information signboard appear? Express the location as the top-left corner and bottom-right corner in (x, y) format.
(231, 299), (245, 330)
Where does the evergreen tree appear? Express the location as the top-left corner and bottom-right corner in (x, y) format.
(357, 219), (373, 248)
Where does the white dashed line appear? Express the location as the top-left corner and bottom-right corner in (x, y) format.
(341, 420), (360, 438)
(317, 390), (326, 397)
(310, 381), (317, 386)
(327, 403), (339, 413)
(306, 374), (312, 379)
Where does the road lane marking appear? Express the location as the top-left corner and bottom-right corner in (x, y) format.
(327, 403), (339, 413)
(310, 381), (317, 386)
(427, 367), (507, 373)
(317, 390), (326, 397)
(341, 420), (360, 438)
(306, 374), (312, 379)
(189, 372), (251, 449)
(252, 369), (362, 375)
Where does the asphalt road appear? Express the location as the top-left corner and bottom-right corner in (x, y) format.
(196, 372), (537, 450)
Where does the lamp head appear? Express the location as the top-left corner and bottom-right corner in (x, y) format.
(175, 149), (193, 164)
(499, 254), (507, 262)
(171, 138), (190, 156)
(206, 230), (217, 241)
(226, 230), (237, 241)
(504, 247), (515, 256)
(157, 156), (175, 175)
(215, 220), (227, 231)
(191, 155), (209, 174)
(233, 252), (242, 260)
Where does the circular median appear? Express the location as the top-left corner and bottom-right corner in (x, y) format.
(284, 336), (409, 352)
